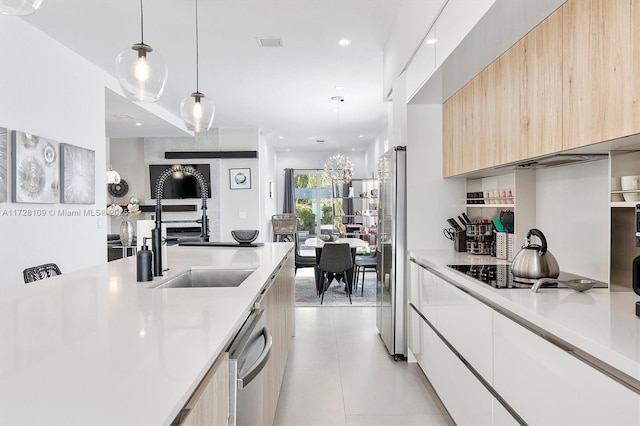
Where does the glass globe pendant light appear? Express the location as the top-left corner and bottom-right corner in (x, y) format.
(115, 0), (168, 103)
(180, 0), (215, 132)
(0, 0), (43, 15)
(323, 96), (354, 185)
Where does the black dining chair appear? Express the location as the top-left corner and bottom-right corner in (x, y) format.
(317, 243), (353, 304)
(354, 252), (377, 296)
(294, 231), (316, 273)
(23, 263), (62, 283)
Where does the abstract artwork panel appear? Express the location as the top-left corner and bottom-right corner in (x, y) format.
(60, 143), (95, 204)
(11, 131), (60, 203)
(0, 127), (7, 202)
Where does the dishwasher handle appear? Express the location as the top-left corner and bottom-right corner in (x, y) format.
(237, 325), (272, 389)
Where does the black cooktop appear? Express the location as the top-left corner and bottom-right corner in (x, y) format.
(446, 264), (608, 289)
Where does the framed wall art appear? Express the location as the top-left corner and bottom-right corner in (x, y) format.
(230, 168), (251, 190)
(60, 143), (95, 204)
(11, 131), (60, 203)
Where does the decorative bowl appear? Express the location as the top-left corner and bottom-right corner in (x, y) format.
(231, 230), (259, 244)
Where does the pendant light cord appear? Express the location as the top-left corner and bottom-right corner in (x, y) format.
(195, 0), (200, 92)
(139, 0), (144, 44)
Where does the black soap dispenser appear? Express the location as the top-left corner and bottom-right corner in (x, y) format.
(137, 237), (153, 282)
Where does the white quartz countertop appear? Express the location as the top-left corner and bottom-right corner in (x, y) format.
(409, 250), (640, 386)
(0, 243), (293, 425)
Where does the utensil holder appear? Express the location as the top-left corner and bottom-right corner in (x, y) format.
(454, 230), (466, 252)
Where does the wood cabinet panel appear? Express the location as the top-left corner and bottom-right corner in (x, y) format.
(563, 0), (635, 149)
(442, 92), (464, 176)
(520, 9), (563, 158)
(179, 353), (229, 426)
(443, 6), (563, 174)
(254, 252), (295, 426)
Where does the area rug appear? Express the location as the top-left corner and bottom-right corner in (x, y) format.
(295, 268), (377, 307)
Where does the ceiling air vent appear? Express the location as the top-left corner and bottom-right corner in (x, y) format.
(256, 37), (283, 47)
(316, 139), (325, 145)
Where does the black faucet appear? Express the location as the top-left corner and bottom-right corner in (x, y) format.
(152, 166), (210, 276)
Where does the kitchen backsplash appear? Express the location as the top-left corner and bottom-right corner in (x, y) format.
(535, 159), (609, 282)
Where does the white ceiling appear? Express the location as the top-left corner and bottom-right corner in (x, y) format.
(20, 0), (426, 152)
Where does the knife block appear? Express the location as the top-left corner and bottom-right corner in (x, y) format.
(454, 231), (467, 252)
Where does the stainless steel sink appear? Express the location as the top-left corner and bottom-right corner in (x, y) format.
(149, 268), (255, 289)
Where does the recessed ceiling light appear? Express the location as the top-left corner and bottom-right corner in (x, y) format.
(135, 122), (142, 126)
(425, 38), (438, 45)
(286, 149), (290, 152)
(256, 37), (283, 47)
(359, 135), (364, 138)
(335, 85), (344, 90)
(351, 148), (356, 151)
(338, 39), (351, 46)
(279, 136), (284, 139)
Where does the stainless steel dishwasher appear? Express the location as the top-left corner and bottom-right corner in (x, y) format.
(227, 309), (272, 426)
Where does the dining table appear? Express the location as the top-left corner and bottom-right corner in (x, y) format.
(304, 237), (370, 295)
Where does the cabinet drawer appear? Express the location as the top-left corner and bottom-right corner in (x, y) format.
(493, 313), (640, 425)
(417, 267), (494, 382)
(411, 305), (494, 425)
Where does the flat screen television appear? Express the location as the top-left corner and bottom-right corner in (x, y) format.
(149, 164), (212, 199)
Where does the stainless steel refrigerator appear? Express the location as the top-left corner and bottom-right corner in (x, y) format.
(376, 146), (407, 360)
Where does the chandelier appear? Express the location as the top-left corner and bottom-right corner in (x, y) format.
(323, 153), (353, 185)
(323, 96), (353, 184)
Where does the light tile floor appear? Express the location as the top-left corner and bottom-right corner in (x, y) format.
(273, 307), (454, 426)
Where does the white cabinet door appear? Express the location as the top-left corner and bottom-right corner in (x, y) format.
(407, 304), (424, 365)
(492, 398), (518, 426)
(417, 265), (438, 324)
(420, 311), (494, 426)
(421, 268), (494, 383)
(493, 313), (640, 425)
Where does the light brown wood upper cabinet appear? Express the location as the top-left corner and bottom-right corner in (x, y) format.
(520, 10), (563, 159)
(442, 0), (640, 177)
(563, 0), (638, 150)
(442, 7), (562, 176)
(442, 90), (464, 176)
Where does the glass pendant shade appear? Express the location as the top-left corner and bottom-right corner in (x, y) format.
(115, 43), (168, 103)
(323, 153), (354, 185)
(180, 92), (215, 132)
(0, 0), (42, 15)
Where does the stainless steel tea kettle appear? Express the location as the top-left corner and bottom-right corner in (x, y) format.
(511, 229), (560, 280)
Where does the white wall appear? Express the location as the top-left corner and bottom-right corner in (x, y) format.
(535, 160), (609, 281)
(406, 104), (466, 251)
(218, 129), (261, 240)
(0, 17), (107, 287)
(259, 132), (278, 241)
(108, 137), (145, 233)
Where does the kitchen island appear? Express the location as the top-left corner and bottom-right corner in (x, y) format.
(408, 249), (640, 425)
(0, 242), (293, 425)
